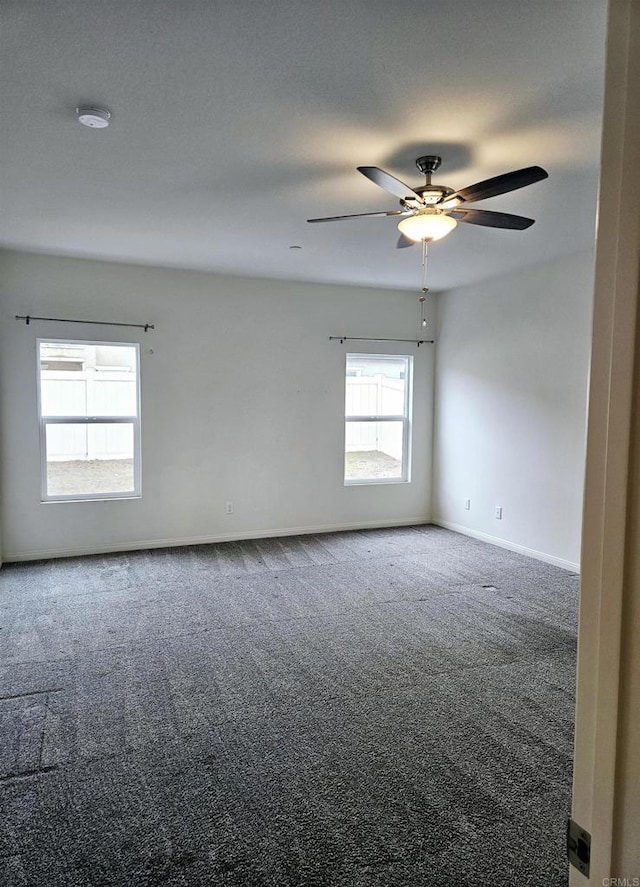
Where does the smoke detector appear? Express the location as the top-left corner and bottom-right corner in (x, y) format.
(76, 106), (111, 128)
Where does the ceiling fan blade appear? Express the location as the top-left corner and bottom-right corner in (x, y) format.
(448, 208), (535, 229)
(358, 166), (423, 202)
(396, 234), (415, 249)
(447, 166), (548, 205)
(307, 209), (405, 223)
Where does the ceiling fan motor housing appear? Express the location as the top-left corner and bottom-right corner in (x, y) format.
(412, 185), (455, 205)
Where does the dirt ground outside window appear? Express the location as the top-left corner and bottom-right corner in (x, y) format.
(46, 459), (135, 496)
(345, 450), (402, 480)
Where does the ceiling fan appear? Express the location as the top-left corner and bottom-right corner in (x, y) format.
(307, 155), (548, 248)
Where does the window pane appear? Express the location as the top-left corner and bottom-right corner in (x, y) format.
(45, 423), (135, 496)
(40, 342), (138, 417)
(345, 356), (407, 417)
(345, 420), (404, 480)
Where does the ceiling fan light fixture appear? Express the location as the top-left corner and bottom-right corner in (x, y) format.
(397, 210), (457, 242)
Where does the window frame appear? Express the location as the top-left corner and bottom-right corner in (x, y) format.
(344, 352), (413, 486)
(37, 338), (142, 502)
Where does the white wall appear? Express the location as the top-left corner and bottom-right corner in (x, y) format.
(0, 250), (433, 560)
(432, 250), (594, 570)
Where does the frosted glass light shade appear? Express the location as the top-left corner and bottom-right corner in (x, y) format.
(397, 211), (457, 242)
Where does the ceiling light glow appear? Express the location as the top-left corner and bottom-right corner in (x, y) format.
(397, 210), (457, 242)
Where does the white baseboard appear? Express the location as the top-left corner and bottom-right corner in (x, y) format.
(2, 517), (430, 563)
(431, 519), (580, 573)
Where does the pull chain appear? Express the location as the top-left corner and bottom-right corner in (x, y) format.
(419, 238), (429, 328)
(421, 238), (428, 289)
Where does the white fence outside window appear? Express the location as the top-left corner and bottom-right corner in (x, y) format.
(41, 370), (137, 460)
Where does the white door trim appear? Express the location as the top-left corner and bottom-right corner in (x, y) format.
(571, 0), (640, 881)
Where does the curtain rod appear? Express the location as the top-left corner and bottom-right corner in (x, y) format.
(15, 315), (155, 331)
(329, 336), (433, 347)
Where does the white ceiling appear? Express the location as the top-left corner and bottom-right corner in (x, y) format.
(0, 0), (607, 292)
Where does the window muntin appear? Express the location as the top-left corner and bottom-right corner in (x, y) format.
(344, 354), (412, 484)
(37, 340), (141, 501)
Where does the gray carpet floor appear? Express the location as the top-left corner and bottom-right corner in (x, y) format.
(0, 526), (578, 886)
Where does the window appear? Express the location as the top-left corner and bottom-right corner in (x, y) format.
(37, 340), (141, 501)
(344, 353), (412, 484)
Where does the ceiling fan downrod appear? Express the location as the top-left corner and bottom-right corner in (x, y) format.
(415, 155), (442, 186)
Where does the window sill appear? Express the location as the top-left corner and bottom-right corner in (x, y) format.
(344, 478), (409, 486)
(41, 494), (142, 504)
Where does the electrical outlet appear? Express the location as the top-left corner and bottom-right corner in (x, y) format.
(225, 501), (234, 515)
(464, 498), (471, 511)
(495, 506), (503, 520)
